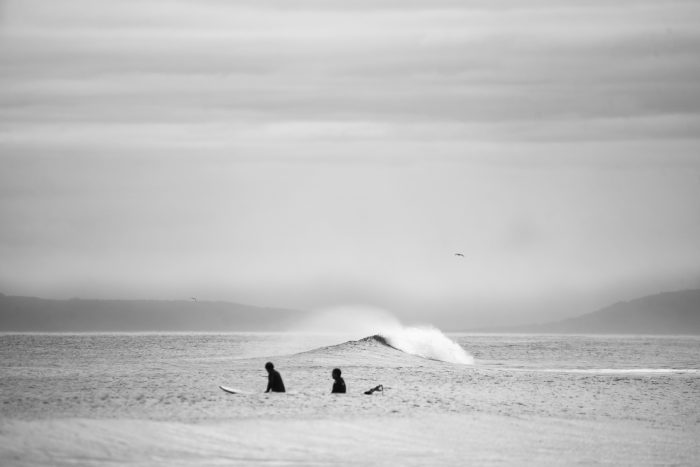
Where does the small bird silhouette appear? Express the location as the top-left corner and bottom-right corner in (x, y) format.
(454, 253), (465, 258)
(190, 297), (198, 302)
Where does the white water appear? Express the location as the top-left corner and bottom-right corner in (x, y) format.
(293, 305), (474, 364)
(381, 326), (474, 364)
(546, 368), (700, 374)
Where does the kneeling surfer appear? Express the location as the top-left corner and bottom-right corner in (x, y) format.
(264, 362), (285, 393)
(331, 368), (346, 394)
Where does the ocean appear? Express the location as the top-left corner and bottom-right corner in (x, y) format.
(1, 330), (698, 466)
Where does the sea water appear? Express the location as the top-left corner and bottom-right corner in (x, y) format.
(1, 331), (698, 466)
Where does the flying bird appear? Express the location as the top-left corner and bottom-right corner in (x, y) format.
(190, 297), (198, 302)
(454, 253), (465, 258)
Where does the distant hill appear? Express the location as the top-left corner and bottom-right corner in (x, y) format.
(514, 289), (700, 335)
(0, 293), (306, 332)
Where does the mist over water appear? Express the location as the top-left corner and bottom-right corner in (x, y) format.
(293, 305), (474, 365)
(292, 305), (402, 337)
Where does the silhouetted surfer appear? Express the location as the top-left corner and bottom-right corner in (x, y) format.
(331, 368), (346, 394)
(264, 362), (285, 393)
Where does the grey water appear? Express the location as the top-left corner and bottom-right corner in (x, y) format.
(1, 333), (698, 429)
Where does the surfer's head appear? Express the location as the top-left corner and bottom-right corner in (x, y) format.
(265, 362), (274, 371)
(332, 368), (341, 379)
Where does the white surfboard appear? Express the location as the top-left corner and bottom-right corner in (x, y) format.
(219, 385), (297, 395)
(219, 385), (253, 395)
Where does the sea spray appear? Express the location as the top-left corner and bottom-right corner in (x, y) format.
(290, 305), (403, 338)
(292, 305), (474, 364)
(380, 327), (474, 365)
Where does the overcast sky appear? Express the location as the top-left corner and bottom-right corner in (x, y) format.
(1, 0), (699, 328)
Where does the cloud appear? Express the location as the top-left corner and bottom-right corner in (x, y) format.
(1, 0), (699, 323)
(2, 0), (699, 143)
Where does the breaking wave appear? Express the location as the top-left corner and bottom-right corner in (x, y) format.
(292, 305), (474, 365)
(364, 327), (474, 365)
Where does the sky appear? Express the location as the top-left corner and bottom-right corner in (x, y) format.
(1, 0), (699, 328)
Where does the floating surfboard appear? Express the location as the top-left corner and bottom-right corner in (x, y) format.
(219, 385), (253, 395)
(219, 385), (298, 395)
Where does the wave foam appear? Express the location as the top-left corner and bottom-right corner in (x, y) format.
(377, 327), (474, 365)
(292, 305), (474, 365)
(547, 368), (700, 374)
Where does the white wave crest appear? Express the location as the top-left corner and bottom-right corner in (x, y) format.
(381, 326), (474, 365)
(545, 368), (700, 374)
(292, 305), (474, 365)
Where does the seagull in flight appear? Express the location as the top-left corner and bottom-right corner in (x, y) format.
(454, 253), (465, 258)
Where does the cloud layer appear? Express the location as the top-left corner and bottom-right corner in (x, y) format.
(1, 0), (699, 326)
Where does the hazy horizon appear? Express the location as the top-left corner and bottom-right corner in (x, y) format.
(2, 1), (700, 329)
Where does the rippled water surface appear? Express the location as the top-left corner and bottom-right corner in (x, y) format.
(1, 333), (698, 427)
(2, 332), (699, 466)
